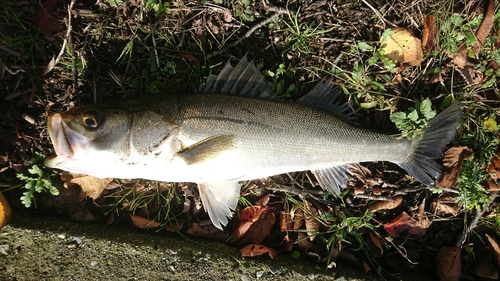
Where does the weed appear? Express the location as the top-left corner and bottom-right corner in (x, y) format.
(263, 63), (296, 98)
(390, 97), (437, 140)
(455, 158), (491, 210)
(16, 152), (59, 208)
(282, 7), (332, 54)
(131, 56), (177, 94)
(231, 0), (254, 22)
(145, 0), (171, 17)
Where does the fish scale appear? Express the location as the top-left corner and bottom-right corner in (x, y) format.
(45, 56), (462, 230)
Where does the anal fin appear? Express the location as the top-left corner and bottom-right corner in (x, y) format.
(313, 164), (352, 196)
(198, 181), (240, 230)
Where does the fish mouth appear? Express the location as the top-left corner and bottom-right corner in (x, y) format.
(45, 113), (89, 168)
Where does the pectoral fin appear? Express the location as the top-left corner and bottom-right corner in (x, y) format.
(179, 135), (235, 165)
(313, 164), (352, 196)
(198, 181), (240, 230)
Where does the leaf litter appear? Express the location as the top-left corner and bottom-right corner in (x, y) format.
(0, 0), (499, 280)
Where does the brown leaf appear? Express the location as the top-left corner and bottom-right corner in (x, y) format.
(472, 261), (498, 279)
(255, 193), (270, 206)
(436, 247), (461, 281)
(236, 206), (267, 238)
(129, 214), (161, 229)
(367, 229), (383, 257)
(240, 244), (277, 259)
(185, 223), (230, 241)
(422, 15), (439, 51)
(61, 172), (112, 201)
(0, 191), (12, 230)
(383, 212), (417, 237)
(280, 206), (292, 233)
(33, 0), (64, 38)
(485, 234), (500, 268)
(382, 27), (423, 66)
(453, 44), (468, 69)
(303, 200), (319, 241)
(237, 207), (275, 245)
(368, 195), (403, 212)
(438, 146), (473, 188)
(430, 192), (462, 216)
(408, 199), (431, 237)
(473, 0), (496, 56)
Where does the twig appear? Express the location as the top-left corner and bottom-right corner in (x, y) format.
(454, 192), (499, 248)
(207, 6), (290, 58)
(360, 0), (396, 28)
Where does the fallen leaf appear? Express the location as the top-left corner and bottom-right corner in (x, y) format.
(129, 214), (161, 229)
(383, 212), (417, 237)
(240, 244), (277, 259)
(303, 200), (320, 241)
(472, 261), (498, 279)
(33, 0), (64, 38)
(236, 206), (267, 238)
(430, 192), (462, 216)
(61, 171), (113, 201)
(422, 15), (439, 51)
(485, 233), (500, 268)
(367, 229), (383, 257)
(237, 207), (275, 245)
(165, 221), (184, 232)
(438, 146), (473, 188)
(0, 191), (12, 229)
(368, 195), (403, 212)
(436, 247), (461, 281)
(409, 199), (431, 237)
(280, 206), (292, 233)
(185, 223), (230, 241)
(473, 0), (495, 56)
(381, 27), (423, 66)
(255, 193), (270, 206)
(453, 44), (468, 69)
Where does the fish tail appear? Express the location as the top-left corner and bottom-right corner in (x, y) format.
(397, 103), (462, 186)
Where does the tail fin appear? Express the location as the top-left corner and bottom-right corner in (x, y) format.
(397, 103), (462, 186)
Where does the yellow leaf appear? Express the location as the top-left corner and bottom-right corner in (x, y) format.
(0, 191), (12, 229)
(61, 171), (112, 201)
(382, 27), (423, 66)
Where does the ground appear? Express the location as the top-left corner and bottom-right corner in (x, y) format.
(0, 0), (500, 280)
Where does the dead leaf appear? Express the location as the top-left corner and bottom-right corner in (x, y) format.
(422, 15), (439, 51)
(473, 0), (495, 56)
(453, 44), (468, 69)
(240, 244), (277, 259)
(382, 27), (423, 66)
(0, 191), (12, 230)
(303, 200), (319, 241)
(472, 261), (498, 279)
(236, 206), (267, 238)
(368, 195), (403, 212)
(33, 0), (64, 38)
(237, 207), (275, 245)
(280, 206), (292, 233)
(222, 8), (232, 23)
(430, 192), (462, 216)
(409, 199), (431, 237)
(61, 172), (112, 201)
(255, 193), (270, 206)
(129, 214), (161, 229)
(367, 229), (383, 257)
(185, 223), (230, 241)
(438, 146), (473, 188)
(485, 234), (500, 268)
(383, 212), (417, 237)
(165, 221), (184, 232)
(436, 247), (461, 281)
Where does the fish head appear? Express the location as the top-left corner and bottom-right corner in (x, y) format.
(44, 105), (132, 175)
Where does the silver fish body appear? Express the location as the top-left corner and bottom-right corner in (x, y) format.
(45, 57), (462, 229)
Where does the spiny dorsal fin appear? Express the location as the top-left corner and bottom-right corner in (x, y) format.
(297, 78), (358, 124)
(198, 55), (275, 98)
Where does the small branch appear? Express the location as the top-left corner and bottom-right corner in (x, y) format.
(207, 6), (290, 58)
(360, 0), (396, 28)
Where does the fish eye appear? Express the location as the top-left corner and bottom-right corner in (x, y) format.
(82, 112), (101, 129)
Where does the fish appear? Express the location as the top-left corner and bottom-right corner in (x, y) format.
(44, 56), (462, 230)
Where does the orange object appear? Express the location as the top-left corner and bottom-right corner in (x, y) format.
(0, 191), (12, 229)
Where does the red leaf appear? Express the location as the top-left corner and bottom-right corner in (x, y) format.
(236, 206), (266, 238)
(383, 212), (417, 237)
(240, 244), (277, 259)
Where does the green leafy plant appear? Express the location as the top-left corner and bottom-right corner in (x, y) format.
(232, 0), (254, 22)
(390, 97), (437, 140)
(455, 158), (491, 211)
(145, 0), (170, 17)
(132, 56), (177, 94)
(264, 63), (296, 98)
(365, 30), (397, 73)
(16, 153), (59, 208)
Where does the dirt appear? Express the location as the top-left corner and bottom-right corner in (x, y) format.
(0, 210), (391, 281)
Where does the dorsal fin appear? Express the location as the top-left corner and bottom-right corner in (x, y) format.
(198, 55), (276, 98)
(296, 78), (358, 124)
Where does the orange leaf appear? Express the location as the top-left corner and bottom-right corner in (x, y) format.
(382, 27), (423, 66)
(129, 214), (161, 229)
(236, 206), (267, 238)
(436, 247), (461, 281)
(237, 208), (275, 245)
(422, 15), (439, 51)
(240, 244), (277, 259)
(0, 191), (12, 230)
(368, 195), (403, 212)
(485, 234), (500, 268)
(383, 212), (417, 237)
